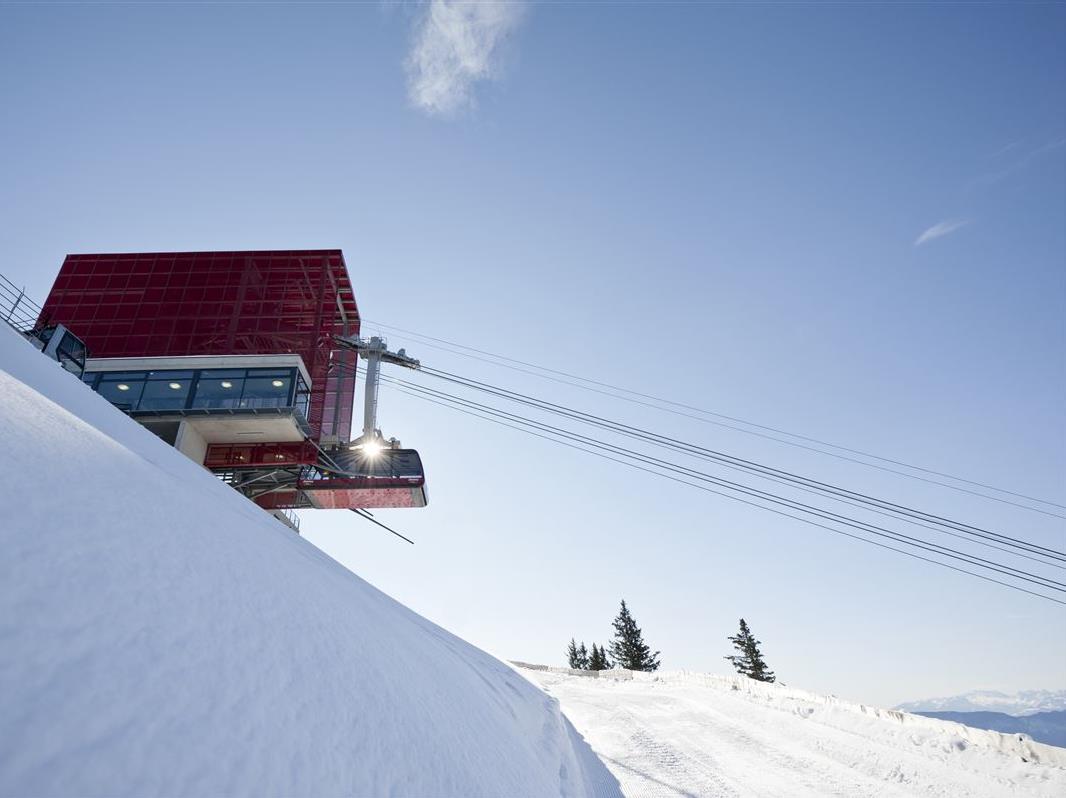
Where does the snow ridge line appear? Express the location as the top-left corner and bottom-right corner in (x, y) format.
(512, 663), (1066, 767)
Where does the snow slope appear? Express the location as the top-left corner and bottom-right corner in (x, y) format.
(912, 712), (1066, 750)
(0, 324), (620, 798)
(517, 665), (1066, 798)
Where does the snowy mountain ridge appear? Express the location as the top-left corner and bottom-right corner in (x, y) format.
(518, 664), (1066, 766)
(897, 689), (1066, 717)
(518, 664), (1066, 797)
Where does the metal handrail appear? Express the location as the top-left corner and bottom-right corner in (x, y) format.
(0, 271), (43, 332)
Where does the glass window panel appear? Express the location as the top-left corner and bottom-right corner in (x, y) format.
(97, 379), (145, 409)
(191, 375), (244, 409)
(294, 373), (310, 419)
(100, 371), (149, 381)
(139, 378), (190, 410)
(147, 370), (195, 380)
(240, 375), (292, 409)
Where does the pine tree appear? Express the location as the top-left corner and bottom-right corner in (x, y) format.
(724, 618), (776, 683)
(607, 599), (661, 672)
(588, 643), (609, 671)
(566, 638), (581, 669)
(566, 638), (590, 669)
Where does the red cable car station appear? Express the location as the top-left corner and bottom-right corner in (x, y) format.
(33, 250), (426, 530)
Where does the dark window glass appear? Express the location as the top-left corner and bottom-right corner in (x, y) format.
(97, 378), (145, 409)
(240, 374), (292, 408)
(57, 331), (86, 359)
(139, 378), (190, 410)
(56, 332), (87, 375)
(294, 373), (310, 419)
(191, 375), (244, 409)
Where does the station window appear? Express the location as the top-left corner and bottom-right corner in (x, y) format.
(241, 372), (292, 409)
(89, 366), (305, 414)
(191, 370), (245, 409)
(139, 372), (193, 411)
(97, 374), (146, 410)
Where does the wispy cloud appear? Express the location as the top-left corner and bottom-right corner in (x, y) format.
(406, 0), (527, 116)
(970, 137), (1066, 189)
(914, 219), (969, 247)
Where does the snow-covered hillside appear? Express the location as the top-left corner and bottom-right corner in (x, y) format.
(0, 324), (618, 797)
(897, 689), (1066, 717)
(517, 665), (1066, 798)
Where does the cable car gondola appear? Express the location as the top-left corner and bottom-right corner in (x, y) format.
(306, 334), (428, 510)
(302, 444), (427, 509)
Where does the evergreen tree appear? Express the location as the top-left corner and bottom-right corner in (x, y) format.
(607, 600), (660, 672)
(724, 618), (776, 683)
(577, 642), (589, 670)
(566, 638), (581, 669)
(566, 638), (590, 669)
(588, 643), (609, 671)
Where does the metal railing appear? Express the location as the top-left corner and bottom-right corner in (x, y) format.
(0, 272), (43, 333)
(273, 507), (302, 532)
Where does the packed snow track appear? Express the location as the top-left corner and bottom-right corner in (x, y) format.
(518, 665), (1066, 798)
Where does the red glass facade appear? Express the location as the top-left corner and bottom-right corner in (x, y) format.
(38, 250), (360, 443)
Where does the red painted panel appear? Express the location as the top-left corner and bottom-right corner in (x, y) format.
(39, 250), (361, 443)
(204, 442), (319, 468)
(304, 486), (427, 509)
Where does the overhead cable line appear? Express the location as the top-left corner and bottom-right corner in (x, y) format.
(347, 361), (1063, 571)
(350, 508), (415, 545)
(360, 318), (1066, 516)
(375, 376), (1066, 606)
(383, 375), (1066, 593)
(409, 365), (1066, 563)
(343, 358), (1065, 565)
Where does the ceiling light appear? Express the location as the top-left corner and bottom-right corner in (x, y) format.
(116, 384), (130, 391)
(168, 382), (182, 390)
(271, 379), (284, 388)
(220, 381), (233, 389)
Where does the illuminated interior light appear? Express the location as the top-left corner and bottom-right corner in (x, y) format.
(220, 381), (233, 389)
(116, 384), (130, 391)
(271, 379), (285, 388)
(168, 382), (182, 390)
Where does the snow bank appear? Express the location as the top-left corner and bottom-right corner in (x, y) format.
(0, 325), (619, 797)
(519, 665), (1066, 797)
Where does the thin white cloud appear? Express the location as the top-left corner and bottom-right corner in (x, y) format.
(914, 219), (970, 247)
(970, 137), (1066, 188)
(406, 0), (526, 116)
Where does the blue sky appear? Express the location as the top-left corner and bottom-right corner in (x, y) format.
(2, 1), (1063, 706)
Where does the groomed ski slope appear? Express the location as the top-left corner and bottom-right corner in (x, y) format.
(518, 665), (1066, 798)
(0, 324), (619, 798)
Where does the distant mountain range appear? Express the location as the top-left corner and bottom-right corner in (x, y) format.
(897, 689), (1066, 717)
